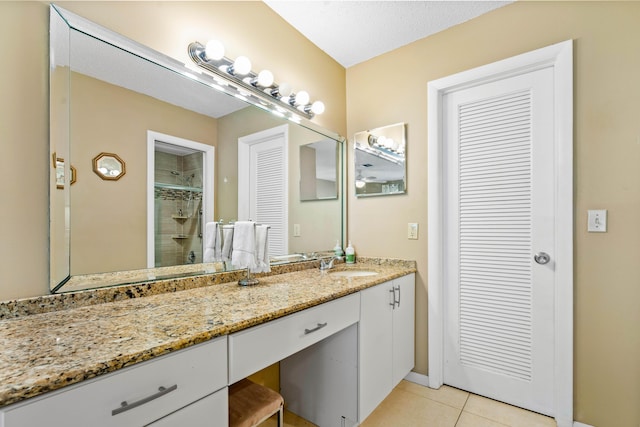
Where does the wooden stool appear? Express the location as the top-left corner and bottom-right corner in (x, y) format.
(229, 378), (284, 427)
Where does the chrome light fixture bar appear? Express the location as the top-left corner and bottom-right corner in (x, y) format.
(188, 41), (325, 120)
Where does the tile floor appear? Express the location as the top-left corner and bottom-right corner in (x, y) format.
(361, 380), (556, 427)
(266, 380), (556, 427)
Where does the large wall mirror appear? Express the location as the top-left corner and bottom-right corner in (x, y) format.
(50, 5), (344, 293)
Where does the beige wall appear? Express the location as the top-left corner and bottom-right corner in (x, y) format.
(0, 2), (50, 300)
(0, 1), (345, 300)
(346, 2), (640, 426)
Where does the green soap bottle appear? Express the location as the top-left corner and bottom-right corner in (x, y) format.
(345, 241), (355, 264)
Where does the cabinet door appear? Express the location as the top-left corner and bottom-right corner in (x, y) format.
(392, 273), (416, 387)
(146, 389), (228, 427)
(281, 324), (358, 427)
(359, 281), (394, 422)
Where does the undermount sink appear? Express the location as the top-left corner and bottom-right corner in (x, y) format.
(329, 270), (379, 278)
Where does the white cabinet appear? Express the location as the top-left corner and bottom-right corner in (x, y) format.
(359, 274), (415, 422)
(391, 274), (416, 386)
(228, 293), (359, 384)
(280, 324), (359, 427)
(0, 337), (228, 427)
(146, 389), (228, 427)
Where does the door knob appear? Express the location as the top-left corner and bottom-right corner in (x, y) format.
(534, 252), (550, 265)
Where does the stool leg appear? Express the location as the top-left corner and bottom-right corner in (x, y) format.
(277, 405), (283, 427)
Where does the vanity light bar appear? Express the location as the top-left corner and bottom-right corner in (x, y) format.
(355, 142), (405, 166)
(188, 41), (324, 120)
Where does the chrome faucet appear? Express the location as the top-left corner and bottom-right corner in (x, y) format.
(319, 255), (343, 271)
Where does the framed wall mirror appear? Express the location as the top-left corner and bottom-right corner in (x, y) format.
(93, 152), (126, 181)
(49, 5), (344, 293)
(300, 139), (338, 201)
(354, 123), (406, 197)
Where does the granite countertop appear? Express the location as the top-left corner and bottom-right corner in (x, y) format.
(0, 260), (415, 408)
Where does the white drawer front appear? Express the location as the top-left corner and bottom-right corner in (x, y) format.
(229, 293), (360, 384)
(1, 337), (227, 427)
(146, 388), (228, 427)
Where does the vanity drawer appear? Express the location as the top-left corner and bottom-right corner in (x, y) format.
(1, 337), (227, 427)
(229, 293), (359, 383)
(146, 388), (228, 426)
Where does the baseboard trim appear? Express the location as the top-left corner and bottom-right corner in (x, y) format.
(573, 422), (595, 427)
(403, 371), (430, 387)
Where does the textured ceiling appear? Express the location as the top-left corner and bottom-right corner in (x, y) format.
(264, 1), (512, 68)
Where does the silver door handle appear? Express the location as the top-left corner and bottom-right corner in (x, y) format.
(534, 252), (550, 265)
(394, 285), (401, 308)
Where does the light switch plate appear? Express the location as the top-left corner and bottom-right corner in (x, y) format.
(293, 223), (301, 237)
(587, 210), (607, 232)
(408, 223), (419, 240)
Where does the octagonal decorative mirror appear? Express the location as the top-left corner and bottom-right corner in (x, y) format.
(93, 152), (126, 180)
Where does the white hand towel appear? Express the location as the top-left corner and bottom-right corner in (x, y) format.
(253, 225), (270, 273)
(231, 221), (257, 270)
(221, 225), (234, 262)
(203, 222), (221, 262)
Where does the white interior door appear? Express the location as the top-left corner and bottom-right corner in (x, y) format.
(442, 67), (556, 416)
(238, 125), (288, 257)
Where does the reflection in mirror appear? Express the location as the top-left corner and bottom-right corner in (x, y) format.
(354, 123), (406, 197)
(92, 152), (126, 180)
(54, 156), (65, 189)
(49, 5), (344, 293)
(300, 139), (338, 201)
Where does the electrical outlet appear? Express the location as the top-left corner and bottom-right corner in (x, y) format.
(587, 210), (607, 232)
(293, 223), (301, 237)
(408, 223), (419, 240)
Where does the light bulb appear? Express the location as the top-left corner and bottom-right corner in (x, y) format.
(232, 56), (251, 75)
(204, 40), (225, 61)
(311, 101), (325, 115)
(294, 91), (310, 106)
(377, 136), (387, 147)
(256, 70), (274, 87)
(355, 180), (366, 189)
(271, 82), (292, 98)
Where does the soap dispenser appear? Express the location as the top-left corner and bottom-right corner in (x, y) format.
(345, 241), (355, 264)
(333, 240), (343, 257)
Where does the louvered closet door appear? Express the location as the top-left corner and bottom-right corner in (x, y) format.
(443, 67), (556, 416)
(249, 137), (288, 256)
(238, 125), (289, 258)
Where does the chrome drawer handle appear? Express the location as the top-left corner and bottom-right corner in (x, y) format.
(389, 286), (401, 308)
(112, 384), (178, 416)
(304, 322), (328, 334)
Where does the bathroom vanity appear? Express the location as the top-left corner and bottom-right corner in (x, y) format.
(0, 262), (415, 427)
